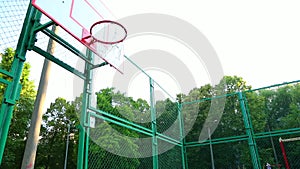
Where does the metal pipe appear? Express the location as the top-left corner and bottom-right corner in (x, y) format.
(279, 138), (290, 169)
(208, 127), (215, 169)
(64, 123), (70, 169)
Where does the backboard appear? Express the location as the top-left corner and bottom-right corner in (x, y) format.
(32, 0), (124, 73)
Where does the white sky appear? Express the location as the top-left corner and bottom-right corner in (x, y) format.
(27, 0), (300, 108)
(103, 0), (300, 86)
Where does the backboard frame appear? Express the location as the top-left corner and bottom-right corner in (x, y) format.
(32, 0), (124, 73)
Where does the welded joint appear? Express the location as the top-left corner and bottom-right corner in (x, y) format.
(15, 53), (26, 62)
(3, 98), (15, 105)
(248, 143), (256, 146)
(33, 21), (55, 33)
(150, 83), (154, 88)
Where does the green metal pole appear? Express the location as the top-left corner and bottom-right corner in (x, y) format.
(150, 78), (158, 169)
(77, 50), (93, 169)
(178, 103), (188, 169)
(0, 4), (37, 164)
(84, 50), (94, 169)
(84, 112), (91, 169)
(238, 92), (261, 169)
(268, 127), (279, 168)
(64, 123), (70, 169)
(77, 118), (85, 169)
(243, 92), (262, 168)
(208, 127), (215, 169)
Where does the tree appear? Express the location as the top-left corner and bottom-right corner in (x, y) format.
(184, 76), (258, 169)
(36, 97), (79, 169)
(184, 84), (214, 143)
(0, 48), (36, 169)
(87, 88), (141, 169)
(278, 84), (300, 129)
(258, 84), (300, 168)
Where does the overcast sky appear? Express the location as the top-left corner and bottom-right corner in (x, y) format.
(27, 0), (300, 107)
(103, 0), (300, 86)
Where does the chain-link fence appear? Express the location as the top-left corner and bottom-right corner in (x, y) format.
(183, 81), (300, 169)
(0, 0), (29, 53)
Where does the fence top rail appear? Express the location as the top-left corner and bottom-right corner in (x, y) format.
(245, 79), (300, 92)
(280, 137), (300, 142)
(182, 79), (300, 105)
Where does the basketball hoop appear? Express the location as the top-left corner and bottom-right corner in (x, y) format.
(85, 20), (127, 45)
(81, 20), (126, 72)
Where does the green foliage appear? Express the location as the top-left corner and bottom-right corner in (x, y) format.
(280, 84), (300, 128)
(185, 78), (300, 169)
(0, 48), (15, 71)
(245, 92), (267, 132)
(36, 97), (79, 169)
(185, 76), (260, 168)
(88, 88), (141, 169)
(156, 98), (178, 134)
(184, 84), (214, 142)
(259, 84), (300, 130)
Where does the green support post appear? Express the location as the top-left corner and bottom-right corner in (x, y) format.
(150, 78), (158, 169)
(77, 50), (94, 169)
(84, 112), (91, 169)
(77, 127), (85, 167)
(238, 92), (261, 169)
(178, 103), (188, 169)
(0, 4), (38, 164)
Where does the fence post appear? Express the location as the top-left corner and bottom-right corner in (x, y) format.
(238, 92), (261, 169)
(0, 4), (37, 165)
(279, 138), (290, 169)
(178, 103), (188, 169)
(149, 78), (158, 169)
(77, 49), (94, 169)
